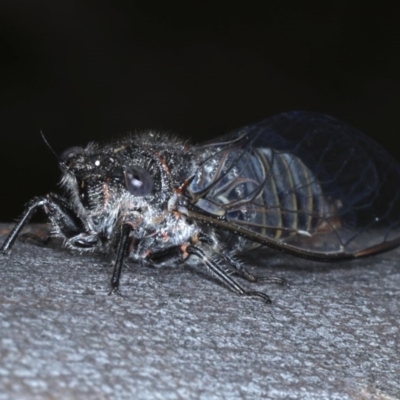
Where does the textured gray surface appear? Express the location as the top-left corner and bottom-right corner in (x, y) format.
(0, 223), (399, 400)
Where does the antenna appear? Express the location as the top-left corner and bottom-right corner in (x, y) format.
(40, 130), (60, 161)
(40, 130), (68, 171)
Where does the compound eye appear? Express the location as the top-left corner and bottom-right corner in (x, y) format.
(60, 146), (84, 164)
(124, 166), (153, 196)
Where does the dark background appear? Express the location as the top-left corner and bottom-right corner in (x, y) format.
(1, 1), (399, 222)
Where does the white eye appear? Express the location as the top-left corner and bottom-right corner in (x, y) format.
(124, 166), (153, 196)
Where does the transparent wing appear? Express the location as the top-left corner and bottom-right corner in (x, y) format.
(184, 111), (400, 259)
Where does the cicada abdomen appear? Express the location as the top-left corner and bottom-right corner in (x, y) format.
(187, 112), (400, 260)
(188, 145), (338, 252)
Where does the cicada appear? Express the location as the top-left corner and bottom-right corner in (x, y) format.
(2, 111), (400, 303)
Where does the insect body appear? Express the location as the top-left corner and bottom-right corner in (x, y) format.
(2, 111), (400, 303)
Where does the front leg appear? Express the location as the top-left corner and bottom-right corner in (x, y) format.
(1, 193), (86, 254)
(109, 223), (185, 294)
(109, 223), (134, 294)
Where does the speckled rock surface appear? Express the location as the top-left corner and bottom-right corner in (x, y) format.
(0, 223), (399, 400)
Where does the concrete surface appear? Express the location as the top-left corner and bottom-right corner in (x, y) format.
(0, 223), (399, 400)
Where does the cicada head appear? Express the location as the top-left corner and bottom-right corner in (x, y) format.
(59, 141), (157, 234)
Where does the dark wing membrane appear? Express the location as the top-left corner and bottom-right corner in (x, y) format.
(185, 111), (400, 259)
